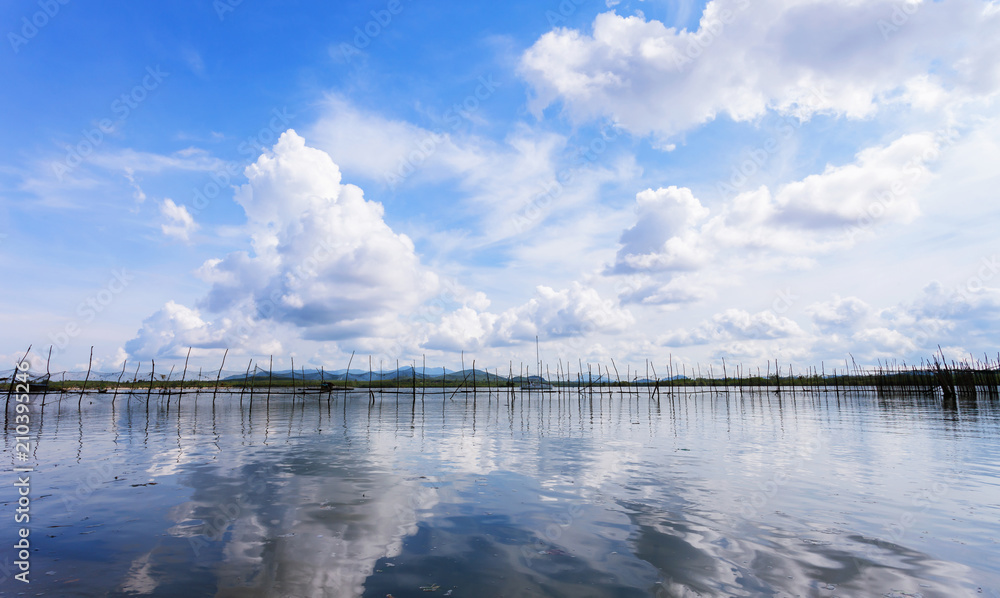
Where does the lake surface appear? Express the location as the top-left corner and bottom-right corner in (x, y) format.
(2, 387), (999, 597)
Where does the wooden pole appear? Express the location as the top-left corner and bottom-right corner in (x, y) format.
(369, 355), (374, 405)
(113, 358), (127, 406)
(213, 348), (228, 405)
(78, 346), (93, 408)
(147, 359), (155, 406)
(342, 350), (355, 400)
(165, 365), (175, 411)
(44, 346), (52, 404)
(240, 358), (251, 408)
(178, 347), (192, 405)
(249, 362), (257, 412)
(266, 355), (273, 408)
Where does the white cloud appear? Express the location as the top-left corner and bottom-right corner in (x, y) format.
(128, 130), (445, 359)
(425, 306), (500, 352)
(307, 95), (642, 316)
(616, 274), (713, 307)
(650, 278), (1000, 364)
(610, 186), (710, 274)
(124, 130), (641, 364)
(197, 129), (440, 341)
(500, 282), (635, 341)
(851, 327), (918, 357)
(807, 296), (872, 333)
(425, 282), (634, 350)
(609, 132), (944, 304)
(160, 198), (198, 241)
(88, 147), (226, 174)
(127, 301), (224, 359)
(125, 298), (291, 361)
(792, 280), (1000, 363)
(309, 94), (473, 185)
(869, 280), (1000, 357)
(521, 1), (1000, 142)
(308, 96), (637, 254)
(661, 308), (804, 346)
(766, 133), (935, 229)
(124, 168), (146, 204)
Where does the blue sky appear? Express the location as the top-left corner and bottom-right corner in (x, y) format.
(2, 0), (999, 373)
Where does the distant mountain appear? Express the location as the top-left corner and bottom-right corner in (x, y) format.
(215, 367), (694, 384)
(224, 366), (502, 383)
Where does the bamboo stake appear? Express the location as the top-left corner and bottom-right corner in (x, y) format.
(147, 360), (155, 406)
(165, 365), (175, 411)
(240, 358), (251, 408)
(44, 346), (52, 404)
(113, 358), (127, 405)
(178, 347), (191, 404)
(346, 351), (356, 397)
(267, 355), (273, 408)
(78, 346), (93, 408)
(213, 348), (228, 405)
(369, 355), (374, 405)
(249, 362), (257, 412)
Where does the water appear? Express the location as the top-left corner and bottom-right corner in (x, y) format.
(2, 387), (999, 597)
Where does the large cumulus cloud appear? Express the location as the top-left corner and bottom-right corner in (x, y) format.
(127, 130), (441, 359)
(126, 131), (636, 362)
(197, 130), (440, 340)
(521, 0), (1000, 143)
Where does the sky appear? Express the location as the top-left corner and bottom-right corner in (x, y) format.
(2, 0), (999, 375)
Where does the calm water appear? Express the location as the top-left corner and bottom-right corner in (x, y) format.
(2, 388), (999, 597)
